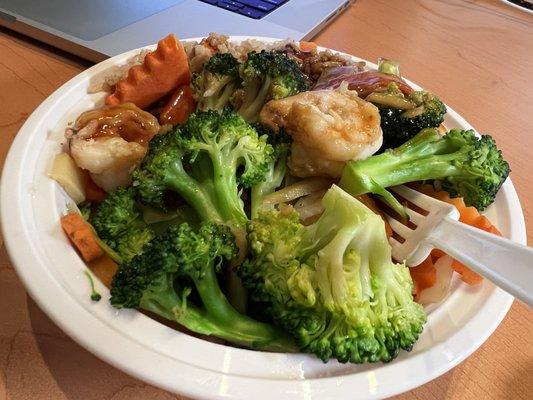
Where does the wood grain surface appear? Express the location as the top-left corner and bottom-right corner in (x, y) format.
(0, 0), (531, 399)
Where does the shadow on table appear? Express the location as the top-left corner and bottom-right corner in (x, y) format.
(27, 296), (182, 400)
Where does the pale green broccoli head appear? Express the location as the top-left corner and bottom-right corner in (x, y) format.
(240, 185), (426, 363)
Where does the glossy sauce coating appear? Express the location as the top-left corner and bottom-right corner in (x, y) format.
(74, 103), (160, 146)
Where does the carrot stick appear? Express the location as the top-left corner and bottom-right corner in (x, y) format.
(106, 34), (191, 109)
(409, 256), (437, 299)
(61, 213), (104, 262)
(450, 260), (484, 285)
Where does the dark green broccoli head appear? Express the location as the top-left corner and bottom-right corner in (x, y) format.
(132, 130), (185, 209)
(242, 50), (309, 99)
(110, 222), (236, 308)
(132, 109), (275, 225)
(339, 127), (510, 217)
(90, 187), (154, 262)
(193, 53), (241, 111)
(434, 129), (510, 210)
(234, 51), (309, 122)
(91, 187), (139, 237)
(110, 221), (293, 351)
(377, 90), (446, 150)
(205, 52), (240, 76)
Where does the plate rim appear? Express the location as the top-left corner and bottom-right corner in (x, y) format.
(0, 36), (523, 400)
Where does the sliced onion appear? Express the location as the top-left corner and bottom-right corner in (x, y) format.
(294, 189), (327, 222)
(418, 255), (454, 305)
(365, 92), (415, 110)
(142, 206), (177, 224)
(262, 178), (332, 207)
(401, 105), (425, 118)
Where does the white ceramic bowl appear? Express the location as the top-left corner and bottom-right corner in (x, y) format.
(1, 37), (525, 399)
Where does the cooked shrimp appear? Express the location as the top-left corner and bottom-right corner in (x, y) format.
(259, 87), (382, 178)
(69, 103), (160, 192)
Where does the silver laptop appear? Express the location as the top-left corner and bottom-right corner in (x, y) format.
(0, 0), (353, 62)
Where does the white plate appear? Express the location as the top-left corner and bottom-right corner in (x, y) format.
(0, 37), (525, 400)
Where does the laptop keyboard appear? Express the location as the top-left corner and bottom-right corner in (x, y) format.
(199, 0), (289, 19)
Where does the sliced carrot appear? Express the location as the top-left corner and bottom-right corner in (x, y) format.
(159, 84), (196, 125)
(106, 34), (191, 109)
(431, 248), (446, 260)
(459, 206), (480, 225)
(85, 175), (107, 203)
(414, 183), (502, 285)
(450, 259), (483, 285)
(88, 254), (118, 288)
(356, 194), (393, 238)
(409, 256), (437, 299)
(61, 213), (104, 262)
(299, 41), (317, 53)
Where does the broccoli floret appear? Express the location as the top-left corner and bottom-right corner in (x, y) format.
(239, 186), (426, 363)
(84, 270), (101, 301)
(91, 187), (154, 262)
(376, 90), (446, 150)
(339, 128), (510, 217)
(193, 53), (241, 111)
(233, 51), (309, 122)
(133, 109), (273, 226)
(250, 125), (290, 218)
(110, 222), (295, 351)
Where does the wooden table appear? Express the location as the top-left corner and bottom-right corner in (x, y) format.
(0, 0), (531, 398)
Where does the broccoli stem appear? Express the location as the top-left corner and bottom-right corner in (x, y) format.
(139, 269), (293, 351)
(339, 128), (457, 218)
(341, 156), (459, 194)
(140, 278), (225, 336)
(251, 156), (286, 219)
(193, 262), (294, 351)
(214, 83), (236, 110)
(209, 151), (248, 225)
(165, 161), (223, 223)
(238, 76), (272, 122)
(139, 257), (293, 351)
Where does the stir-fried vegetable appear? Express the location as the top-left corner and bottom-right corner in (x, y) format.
(53, 34), (512, 366)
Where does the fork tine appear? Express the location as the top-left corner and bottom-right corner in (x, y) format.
(389, 236), (402, 248)
(385, 215), (412, 238)
(391, 185), (460, 220)
(391, 185), (435, 210)
(404, 207), (424, 224)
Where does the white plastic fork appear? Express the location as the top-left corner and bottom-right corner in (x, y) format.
(384, 185), (533, 306)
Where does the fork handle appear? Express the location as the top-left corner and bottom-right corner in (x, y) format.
(428, 217), (533, 307)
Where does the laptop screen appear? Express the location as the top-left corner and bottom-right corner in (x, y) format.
(0, 0), (185, 41)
